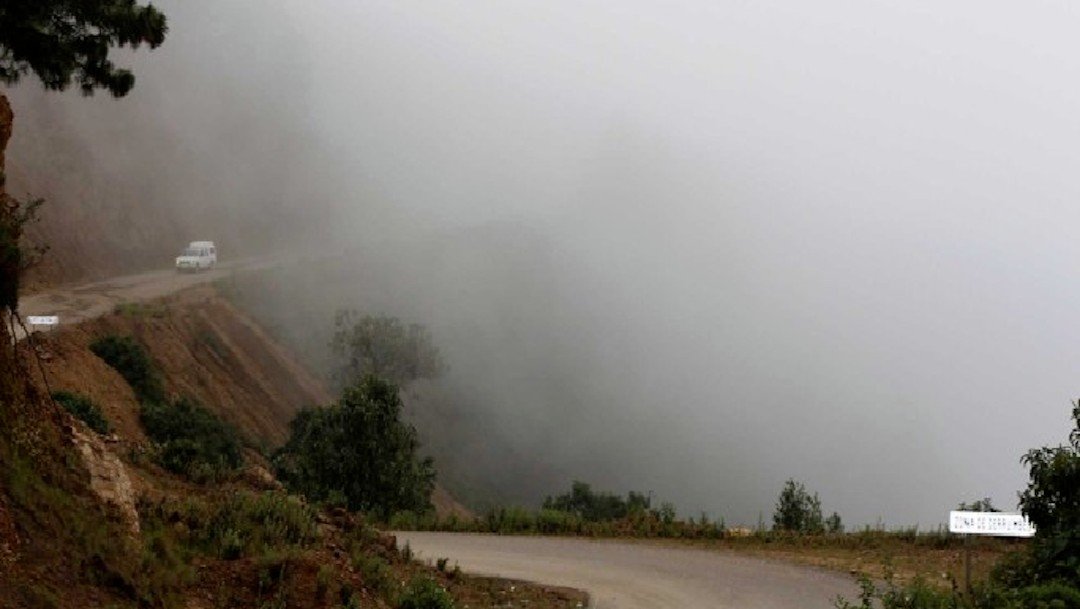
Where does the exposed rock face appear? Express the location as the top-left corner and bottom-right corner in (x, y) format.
(68, 422), (140, 535)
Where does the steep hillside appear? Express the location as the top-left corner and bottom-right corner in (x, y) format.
(27, 284), (329, 447)
(21, 283), (471, 516)
(1, 282), (570, 608)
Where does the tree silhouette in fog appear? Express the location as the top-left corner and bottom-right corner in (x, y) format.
(0, 0), (167, 97)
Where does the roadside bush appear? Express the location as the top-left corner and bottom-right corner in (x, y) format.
(52, 391), (111, 434)
(352, 553), (395, 600)
(141, 491), (318, 560)
(543, 480), (647, 522)
(398, 577), (455, 609)
(141, 396), (242, 480)
(89, 335), (165, 404)
(773, 479), (825, 534)
(834, 403), (1080, 608)
(834, 572), (962, 609)
(273, 375), (435, 518)
(1018, 402), (1080, 583)
(826, 511), (844, 534)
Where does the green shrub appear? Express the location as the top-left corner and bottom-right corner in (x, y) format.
(315, 564), (336, 600)
(352, 553), (394, 600)
(1005, 581), (1080, 609)
(543, 481), (643, 522)
(207, 492), (317, 558)
(273, 376), (435, 518)
(398, 577), (455, 609)
(1019, 402), (1080, 582)
(773, 479), (825, 534)
(52, 391), (111, 434)
(141, 396), (242, 480)
(141, 492), (318, 561)
(89, 335), (165, 404)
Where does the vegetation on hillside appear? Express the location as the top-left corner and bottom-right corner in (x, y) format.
(51, 390), (111, 435)
(330, 311), (445, 389)
(141, 396), (243, 481)
(91, 333), (243, 481)
(273, 375), (436, 518)
(542, 480), (656, 522)
(90, 334), (165, 404)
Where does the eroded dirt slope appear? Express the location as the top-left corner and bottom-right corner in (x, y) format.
(24, 284), (328, 447)
(20, 282), (472, 517)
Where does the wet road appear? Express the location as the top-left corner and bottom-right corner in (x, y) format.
(395, 532), (856, 609)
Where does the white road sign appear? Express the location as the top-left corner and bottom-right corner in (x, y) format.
(26, 316), (59, 326)
(949, 511), (1035, 537)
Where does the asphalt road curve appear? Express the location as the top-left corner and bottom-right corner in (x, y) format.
(395, 532), (857, 609)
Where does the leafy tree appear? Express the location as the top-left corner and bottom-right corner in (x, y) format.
(0, 0), (167, 97)
(330, 311), (446, 389)
(772, 479), (824, 534)
(1018, 402), (1080, 582)
(825, 511), (844, 534)
(273, 376), (436, 518)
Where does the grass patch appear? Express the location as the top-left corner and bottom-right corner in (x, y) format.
(52, 390), (111, 434)
(399, 576), (455, 609)
(141, 491), (318, 561)
(113, 302), (169, 319)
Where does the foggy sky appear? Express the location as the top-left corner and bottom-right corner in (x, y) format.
(13, 0), (1080, 525)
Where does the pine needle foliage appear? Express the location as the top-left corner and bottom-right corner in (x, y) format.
(0, 0), (167, 96)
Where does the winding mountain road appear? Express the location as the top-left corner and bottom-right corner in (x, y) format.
(396, 532), (856, 609)
(15, 264), (859, 608)
(13, 258), (273, 340)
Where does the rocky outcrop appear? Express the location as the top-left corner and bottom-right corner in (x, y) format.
(68, 422), (140, 535)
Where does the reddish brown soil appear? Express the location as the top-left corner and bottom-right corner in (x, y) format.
(24, 284), (328, 447)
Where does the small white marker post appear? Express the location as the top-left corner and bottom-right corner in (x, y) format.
(948, 510), (1035, 593)
(26, 315), (60, 334)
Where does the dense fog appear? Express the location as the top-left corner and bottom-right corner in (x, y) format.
(10, 0), (1080, 525)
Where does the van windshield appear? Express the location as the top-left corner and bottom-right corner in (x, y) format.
(182, 248), (201, 256)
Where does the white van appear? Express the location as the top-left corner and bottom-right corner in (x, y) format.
(175, 241), (217, 272)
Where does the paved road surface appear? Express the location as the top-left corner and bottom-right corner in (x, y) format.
(396, 532), (856, 609)
(13, 258), (272, 340)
